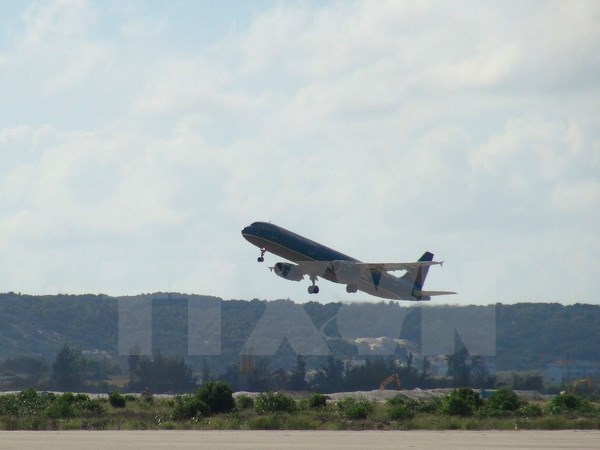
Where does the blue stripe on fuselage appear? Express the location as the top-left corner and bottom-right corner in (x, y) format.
(242, 221), (358, 264)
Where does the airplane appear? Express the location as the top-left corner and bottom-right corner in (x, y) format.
(241, 221), (456, 301)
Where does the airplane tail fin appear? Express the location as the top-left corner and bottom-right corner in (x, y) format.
(401, 251), (433, 300)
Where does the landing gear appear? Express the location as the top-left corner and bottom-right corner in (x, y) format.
(346, 284), (358, 293)
(257, 248), (266, 263)
(308, 275), (319, 294)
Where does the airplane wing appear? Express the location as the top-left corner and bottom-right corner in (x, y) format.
(352, 261), (443, 272)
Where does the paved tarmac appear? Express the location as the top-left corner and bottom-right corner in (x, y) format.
(0, 430), (599, 449)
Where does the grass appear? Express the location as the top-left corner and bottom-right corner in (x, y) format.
(248, 415), (283, 430)
(0, 390), (598, 431)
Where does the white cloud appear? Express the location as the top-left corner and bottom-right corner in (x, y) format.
(0, 0), (598, 302)
(13, 0), (109, 91)
(552, 180), (600, 213)
(416, 43), (522, 91)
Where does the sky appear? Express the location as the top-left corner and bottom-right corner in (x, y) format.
(0, 0), (599, 305)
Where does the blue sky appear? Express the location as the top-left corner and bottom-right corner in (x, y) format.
(1, 0), (599, 304)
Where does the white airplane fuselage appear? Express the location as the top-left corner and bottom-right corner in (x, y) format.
(241, 221), (444, 301)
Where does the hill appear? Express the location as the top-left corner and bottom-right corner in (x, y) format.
(1, 292), (599, 375)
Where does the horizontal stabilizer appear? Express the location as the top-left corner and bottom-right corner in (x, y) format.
(414, 290), (457, 297)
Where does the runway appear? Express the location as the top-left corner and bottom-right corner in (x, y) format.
(0, 430), (598, 449)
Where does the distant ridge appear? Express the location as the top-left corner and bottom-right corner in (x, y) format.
(0, 292), (599, 373)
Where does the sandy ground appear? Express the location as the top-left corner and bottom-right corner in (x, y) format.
(234, 388), (552, 402)
(2, 389), (551, 402)
(0, 430), (598, 449)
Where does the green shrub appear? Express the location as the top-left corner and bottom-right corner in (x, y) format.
(344, 402), (373, 420)
(108, 392), (126, 408)
(74, 393), (90, 402)
(196, 381), (235, 414)
(440, 388), (483, 417)
(516, 403), (543, 417)
(386, 395), (416, 420)
(124, 394), (137, 402)
(18, 389), (39, 402)
(386, 395), (417, 407)
(0, 390), (58, 418)
(172, 395), (210, 420)
(141, 390), (154, 403)
(75, 398), (104, 414)
(388, 403), (415, 421)
(255, 391), (297, 414)
(308, 393), (327, 409)
(547, 393), (591, 415)
(17, 390), (52, 416)
(479, 388), (526, 417)
(0, 394), (21, 416)
(414, 396), (443, 414)
(235, 394), (254, 410)
(60, 392), (76, 404)
(486, 388), (523, 412)
(385, 395), (402, 404)
(336, 398), (374, 420)
(47, 396), (75, 419)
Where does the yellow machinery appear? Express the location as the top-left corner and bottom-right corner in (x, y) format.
(379, 373), (402, 390)
(569, 378), (597, 397)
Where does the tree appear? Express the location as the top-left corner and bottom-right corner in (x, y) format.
(421, 356), (431, 381)
(245, 357), (271, 392)
(406, 352), (414, 369)
(510, 372), (544, 391)
(446, 346), (470, 387)
(470, 356), (495, 388)
(127, 353), (198, 393)
(2, 356), (49, 375)
(312, 355), (344, 393)
(196, 381), (235, 414)
(52, 344), (84, 390)
(201, 359), (212, 384)
(289, 355), (308, 390)
(127, 347), (141, 388)
(344, 357), (393, 391)
(1, 356), (49, 385)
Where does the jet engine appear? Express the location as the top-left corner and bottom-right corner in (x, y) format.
(273, 262), (304, 282)
(331, 260), (361, 284)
